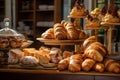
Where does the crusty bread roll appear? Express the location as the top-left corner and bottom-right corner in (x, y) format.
(54, 23), (67, 40)
(104, 58), (120, 73)
(82, 58), (95, 72)
(58, 57), (70, 71)
(84, 42), (107, 62)
(68, 54), (83, 72)
(41, 28), (55, 39)
(93, 63), (105, 73)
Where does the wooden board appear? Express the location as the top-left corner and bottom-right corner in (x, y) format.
(37, 38), (85, 45)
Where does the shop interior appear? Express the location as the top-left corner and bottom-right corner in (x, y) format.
(0, 0), (120, 80)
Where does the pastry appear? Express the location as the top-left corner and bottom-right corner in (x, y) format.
(58, 57), (70, 70)
(62, 50), (73, 59)
(20, 56), (39, 66)
(23, 48), (37, 56)
(102, 6), (120, 23)
(50, 47), (62, 64)
(41, 28), (55, 39)
(68, 54), (83, 72)
(82, 58), (95, 72)
(104, 58), (120, 73)
(54, 23), (67, 40)
(93, 63), (105, 73)
(70, 0), (88, 17)
(0, 37), (9, 48)
(91, 8), (101, 18)
(83, 42), (108, 62)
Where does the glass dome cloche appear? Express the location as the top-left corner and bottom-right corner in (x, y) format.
(0, 18), (26, 48)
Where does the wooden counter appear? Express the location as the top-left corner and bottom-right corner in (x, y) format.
(0, 68), (119, 80)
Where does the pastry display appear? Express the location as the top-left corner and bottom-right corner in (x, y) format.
(69, 0), (88, 17)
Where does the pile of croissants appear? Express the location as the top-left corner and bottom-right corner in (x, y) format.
(41, 20), (88, 40)
(57, 36), (120, 73)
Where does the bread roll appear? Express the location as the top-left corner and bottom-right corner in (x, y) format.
(41, 28), (55, 39)
(54, 23), (67, 40)
(58, 57), (70, 71)
(93, 63), (105, 73)
(23, 48), (37, 56)
(68, 54), (83, 72)
(104, 58), (120, 73)
(82, 58), (95, 72)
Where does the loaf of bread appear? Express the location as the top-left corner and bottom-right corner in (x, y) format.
(68, 54), (83, 72)
(83, 42), (107, 62)
(58, 57), (70, 71)
(41, 28), (55, 39)
(82, 58), (95, 72)
(54, 23), (67, 40)
(93, 63), (105, 73)
(104, 58), (120, 73)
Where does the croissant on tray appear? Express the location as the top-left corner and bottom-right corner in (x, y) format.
(93, 63), (105, 73)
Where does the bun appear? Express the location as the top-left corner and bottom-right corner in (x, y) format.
(54, 23), (67, 40)
(0, 37), (9, 48)
(82, 58), (95, 72)
(104, 58), (120, 73)
(68, 54), (83, 72)
(58, 57), (70, 71)
(84, 42), (107, 62)
(93, 63), (105, 72)
(41, 28), (55, 39)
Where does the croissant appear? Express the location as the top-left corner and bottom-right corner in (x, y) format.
(65, 22), (79, 40)
(104, 58), (120, 73)
(41, 28), (55, 39)
(54, 23), (67, 40)
(57, 57), (70, 71)
(93, 63), (105, 73)
(83, 42), (107, 62)
(68, 54), (83, 72)
(82, 58), (95, 72)
(82, 36), (97, 50)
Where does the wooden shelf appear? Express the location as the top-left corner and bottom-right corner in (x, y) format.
(16, 0), (62, 37)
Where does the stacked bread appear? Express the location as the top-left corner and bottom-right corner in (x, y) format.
(57, 36), (120, 73)
(41, 20), (88, 40)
